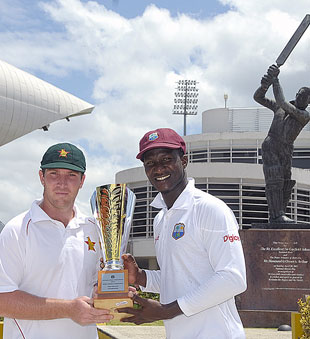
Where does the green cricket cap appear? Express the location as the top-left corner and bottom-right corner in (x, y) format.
(40, 143), (86, 173)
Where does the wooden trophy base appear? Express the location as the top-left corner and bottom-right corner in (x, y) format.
(95, 269), (133, 321)
(94, 296), (133, 321)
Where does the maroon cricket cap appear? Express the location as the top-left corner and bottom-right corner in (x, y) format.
(136, 128), (186, 160)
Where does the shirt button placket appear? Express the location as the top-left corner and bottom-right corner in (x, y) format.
(163, 209), (172, 242)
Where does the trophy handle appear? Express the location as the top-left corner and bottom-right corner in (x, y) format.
(120, 188), (136, 256)
(90, 191), (106, 265)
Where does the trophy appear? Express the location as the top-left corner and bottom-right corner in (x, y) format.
(90, 184), (136, 320)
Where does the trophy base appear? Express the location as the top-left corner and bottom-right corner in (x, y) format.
(96, 269), (133, 320)
(94, 297), (133, 321)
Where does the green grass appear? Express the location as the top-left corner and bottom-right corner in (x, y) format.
(108, 319), (164, 326)
(105, 291), (163, 326)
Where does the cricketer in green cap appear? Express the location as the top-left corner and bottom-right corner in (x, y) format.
(0, 141), (114, 335)
(40, 142), (86, 173)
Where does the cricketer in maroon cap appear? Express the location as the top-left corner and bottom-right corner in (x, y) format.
(119, 128), (247, 339)
(136, 128), (188, 209)
(136, 128), (186, 160)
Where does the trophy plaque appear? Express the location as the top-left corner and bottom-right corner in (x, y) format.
(90, 184), (136, 320)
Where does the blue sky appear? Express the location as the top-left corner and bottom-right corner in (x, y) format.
(0, 0), (230, 104)
(0, 0), (309, 223)
(101, 0), (229, 19)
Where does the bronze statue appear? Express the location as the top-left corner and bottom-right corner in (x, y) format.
(254, 64), (310, 223)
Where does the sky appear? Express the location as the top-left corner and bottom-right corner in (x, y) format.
(0, 0), (310, 224)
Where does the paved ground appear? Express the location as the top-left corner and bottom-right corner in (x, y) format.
(98, 325), (293, 339)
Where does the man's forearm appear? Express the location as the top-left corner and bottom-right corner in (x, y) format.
(0, 290), (73, 320)
(162, 300), (183, 319)
(136, 269), (147, 287)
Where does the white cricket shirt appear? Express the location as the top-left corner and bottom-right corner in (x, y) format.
(0, 200), (102, 339)
(143, 179), (247, 339)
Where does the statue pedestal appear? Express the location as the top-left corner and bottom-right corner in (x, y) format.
(251, 223), (310, 230)
(238, 225), (310, 327)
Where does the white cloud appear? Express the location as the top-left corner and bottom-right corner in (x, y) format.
(1, 0), (310, 223)
(219, 0), (310, 18)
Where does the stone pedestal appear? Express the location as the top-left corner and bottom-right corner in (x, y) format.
(238, 227), (310, 327)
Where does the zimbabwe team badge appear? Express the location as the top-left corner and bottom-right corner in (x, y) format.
(172, 223), (185, 240)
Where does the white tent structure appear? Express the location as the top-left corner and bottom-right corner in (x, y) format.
(0, 59), (94, 146)
(0, 221), (4, 233)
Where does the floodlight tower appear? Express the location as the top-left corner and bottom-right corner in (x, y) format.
(173, 80), (199, 136)
(224, 93), (228, 108)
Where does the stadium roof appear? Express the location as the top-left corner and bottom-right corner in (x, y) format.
(0, 220), (4, 232)
(0, 59), (95, 146)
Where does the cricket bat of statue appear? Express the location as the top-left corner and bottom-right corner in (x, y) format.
(276, 14), (310, 67)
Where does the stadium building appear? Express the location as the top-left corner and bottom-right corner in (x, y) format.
(116, 107), (310, 269)
(0, 58), (94, 147)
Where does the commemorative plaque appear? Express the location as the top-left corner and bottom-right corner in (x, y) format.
(238, 228), (310, 327)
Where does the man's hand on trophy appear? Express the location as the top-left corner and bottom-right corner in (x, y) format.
(117, 294), (164, 325)
(92, 283), (99, 299)
(100, 257), (104, 270)
(122, 253), (146, 287)
(128, 285), (137, 297)
(69, 296), (114, 325)
(118, 295), (183, 325)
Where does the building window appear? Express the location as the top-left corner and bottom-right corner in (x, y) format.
(187, 142), (310, 168)
(210, 149), (230, 162)
(232, 148), (257, 164)
(192, 149), (208, 163)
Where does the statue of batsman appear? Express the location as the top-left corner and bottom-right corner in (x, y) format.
(254, 64), (310, 223)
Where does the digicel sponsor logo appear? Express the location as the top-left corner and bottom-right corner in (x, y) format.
(223, 235), (240, 243)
